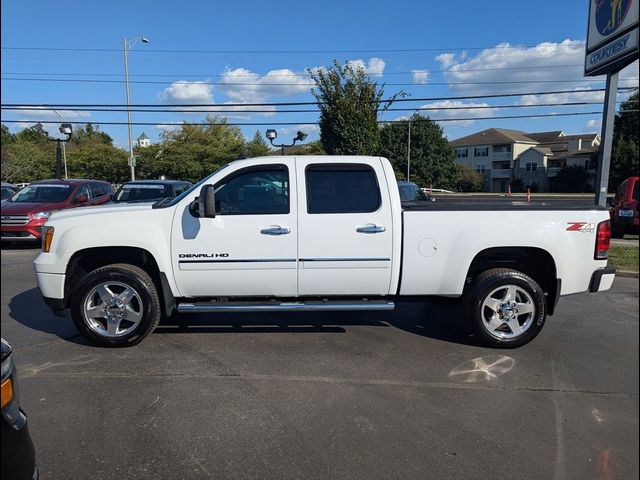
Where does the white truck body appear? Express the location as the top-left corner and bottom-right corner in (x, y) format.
(33, 156), (615, 347)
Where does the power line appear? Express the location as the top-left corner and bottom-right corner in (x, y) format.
(0, 64), (587, 78)
(5, 76), (637, 87)
(2, 87), (637, 108)
(3, 111), (629, 127)
(0, 101), (625, 115)
(0, 43), (587, 54)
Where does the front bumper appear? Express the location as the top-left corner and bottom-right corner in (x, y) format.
(34, 270), (66, 312)
(0, 220), (47, 241)
(589, 267), (616, 293)
(1, 411), (37, 480)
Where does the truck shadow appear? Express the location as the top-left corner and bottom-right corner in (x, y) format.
(156, 299), (477, 346)
(10, 288), (477, 347)
(8, 288), (90, 345)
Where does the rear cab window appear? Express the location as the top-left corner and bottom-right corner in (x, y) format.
(305, 163), (381, 214)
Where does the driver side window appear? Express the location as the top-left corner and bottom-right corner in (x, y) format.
(214, 165), (289, 215)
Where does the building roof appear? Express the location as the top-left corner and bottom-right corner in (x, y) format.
(449, 128), (538, 147)
(552, 146), (599, 160)
(561, 133), (599, 141)
(524, 131), (564, 143)
(137, 132), (150, 140)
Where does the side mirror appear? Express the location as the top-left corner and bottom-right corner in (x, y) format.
(75, 194), (88, 204)
(197, 184), (216, 218)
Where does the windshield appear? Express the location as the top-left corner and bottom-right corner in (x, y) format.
(9, 184), (72, 203)
(1, 187), (16, 200)
(399, 184), (429, 202)
(114, 183), (171, 203)
(153, 164), (229, 208)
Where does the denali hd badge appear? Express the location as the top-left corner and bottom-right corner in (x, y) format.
(179, 253), (229, 258)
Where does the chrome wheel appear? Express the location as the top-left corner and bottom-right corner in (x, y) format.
(83, 281), (144, 338)
(480, 284), (535, 340)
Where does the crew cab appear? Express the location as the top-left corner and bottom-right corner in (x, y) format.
(1, 179), (113, 241)
(610, 176), (639, 238)
(33, 156), (615, 348)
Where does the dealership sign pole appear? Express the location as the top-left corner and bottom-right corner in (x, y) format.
(584, 0), (639, 207)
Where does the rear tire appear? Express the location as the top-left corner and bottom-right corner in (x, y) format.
(71, 263), (161, 347)
(466, 268), (546, 348)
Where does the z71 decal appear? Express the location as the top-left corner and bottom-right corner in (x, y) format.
(566, 222), (595, 233)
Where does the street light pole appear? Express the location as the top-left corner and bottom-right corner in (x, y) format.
(123, 36), (149, 181)
(44, 104), (69, 179)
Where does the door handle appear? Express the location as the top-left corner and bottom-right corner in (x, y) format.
(260, 225), (291, 236)
(356, 224), (386, 234)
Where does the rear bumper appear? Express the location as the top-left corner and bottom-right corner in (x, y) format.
(589, 267), (616, 293)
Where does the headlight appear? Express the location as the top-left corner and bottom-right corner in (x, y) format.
(42, 226), (55, 252)
(31, 210), (57, 220)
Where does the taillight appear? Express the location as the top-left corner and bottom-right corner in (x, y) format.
(594, 220), (611, 260)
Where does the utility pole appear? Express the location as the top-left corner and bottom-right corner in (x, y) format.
(123, 36), (149, 181)
(594, 72), (619, 207)
(407, 120), (411, 182)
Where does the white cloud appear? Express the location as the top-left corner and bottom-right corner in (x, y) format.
(412, 69), (430, 84)
(436, 39), (639, 103)
(416, 100), (498, 126)
(277, 124), (320, 136)
(346, 57), (386, 77)
(219, 68), (312, 105)
(161, 81), (214, 103)
(12, 107), (90, 119)
(586, 119), (601, 129)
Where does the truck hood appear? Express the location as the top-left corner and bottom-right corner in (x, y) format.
(0, 201), (69, 216)
(49, 202), (156, 222)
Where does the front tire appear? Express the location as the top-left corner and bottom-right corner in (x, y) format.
(71, 263), (161, 347)
(467, 268), (546, 348)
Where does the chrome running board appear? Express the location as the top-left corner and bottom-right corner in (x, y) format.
(176, 300), (395, 313)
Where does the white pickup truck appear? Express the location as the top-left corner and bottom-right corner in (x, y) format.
(34, 156), (615, 348)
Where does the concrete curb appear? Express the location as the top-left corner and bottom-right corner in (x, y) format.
(616, 270), (639, 278)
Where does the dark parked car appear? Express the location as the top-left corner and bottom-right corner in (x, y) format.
(1, 182), (18, 201)
(610, 176), (639, 238)
(397, 180), (435, 207)
(112, 179), (192, 204)
(1, 339), (38, 480)
(0, 179), (113, 241)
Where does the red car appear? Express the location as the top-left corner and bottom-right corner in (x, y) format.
(1, 179), (113, 242)
(610, 176), (639, 238)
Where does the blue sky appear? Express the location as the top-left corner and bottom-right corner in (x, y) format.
(1, 0), (638, 149)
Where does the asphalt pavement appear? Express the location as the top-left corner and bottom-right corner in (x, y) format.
(1, 246), (638, 480)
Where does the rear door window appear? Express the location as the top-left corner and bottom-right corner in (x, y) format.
(305, 164), (381, 214)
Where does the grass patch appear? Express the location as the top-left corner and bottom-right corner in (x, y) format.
(608, 245), (639, 272)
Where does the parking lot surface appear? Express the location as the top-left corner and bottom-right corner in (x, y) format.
(1, 246), (638, 480)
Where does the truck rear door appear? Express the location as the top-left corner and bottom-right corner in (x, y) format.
(295, 157), (394, 295)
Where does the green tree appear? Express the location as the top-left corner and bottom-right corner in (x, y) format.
(455, 165), (485, 192)
(309, 60), (402, 155)
(1, 140), (55, 182)
(66, 144), (129, 184)
(380, 114), (457, 188)
(610, 90), (639, 190)
(244, 130), (271, 157)
(555, 165), (590, 192)
(69, 123), (114, 146)
(1, 124), (15, 145)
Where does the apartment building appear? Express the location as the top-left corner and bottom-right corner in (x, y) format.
(450, 128), (601, 192)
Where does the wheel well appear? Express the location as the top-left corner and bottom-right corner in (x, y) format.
(65, 247), (161, 307)
(466, 247), (559, 314)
